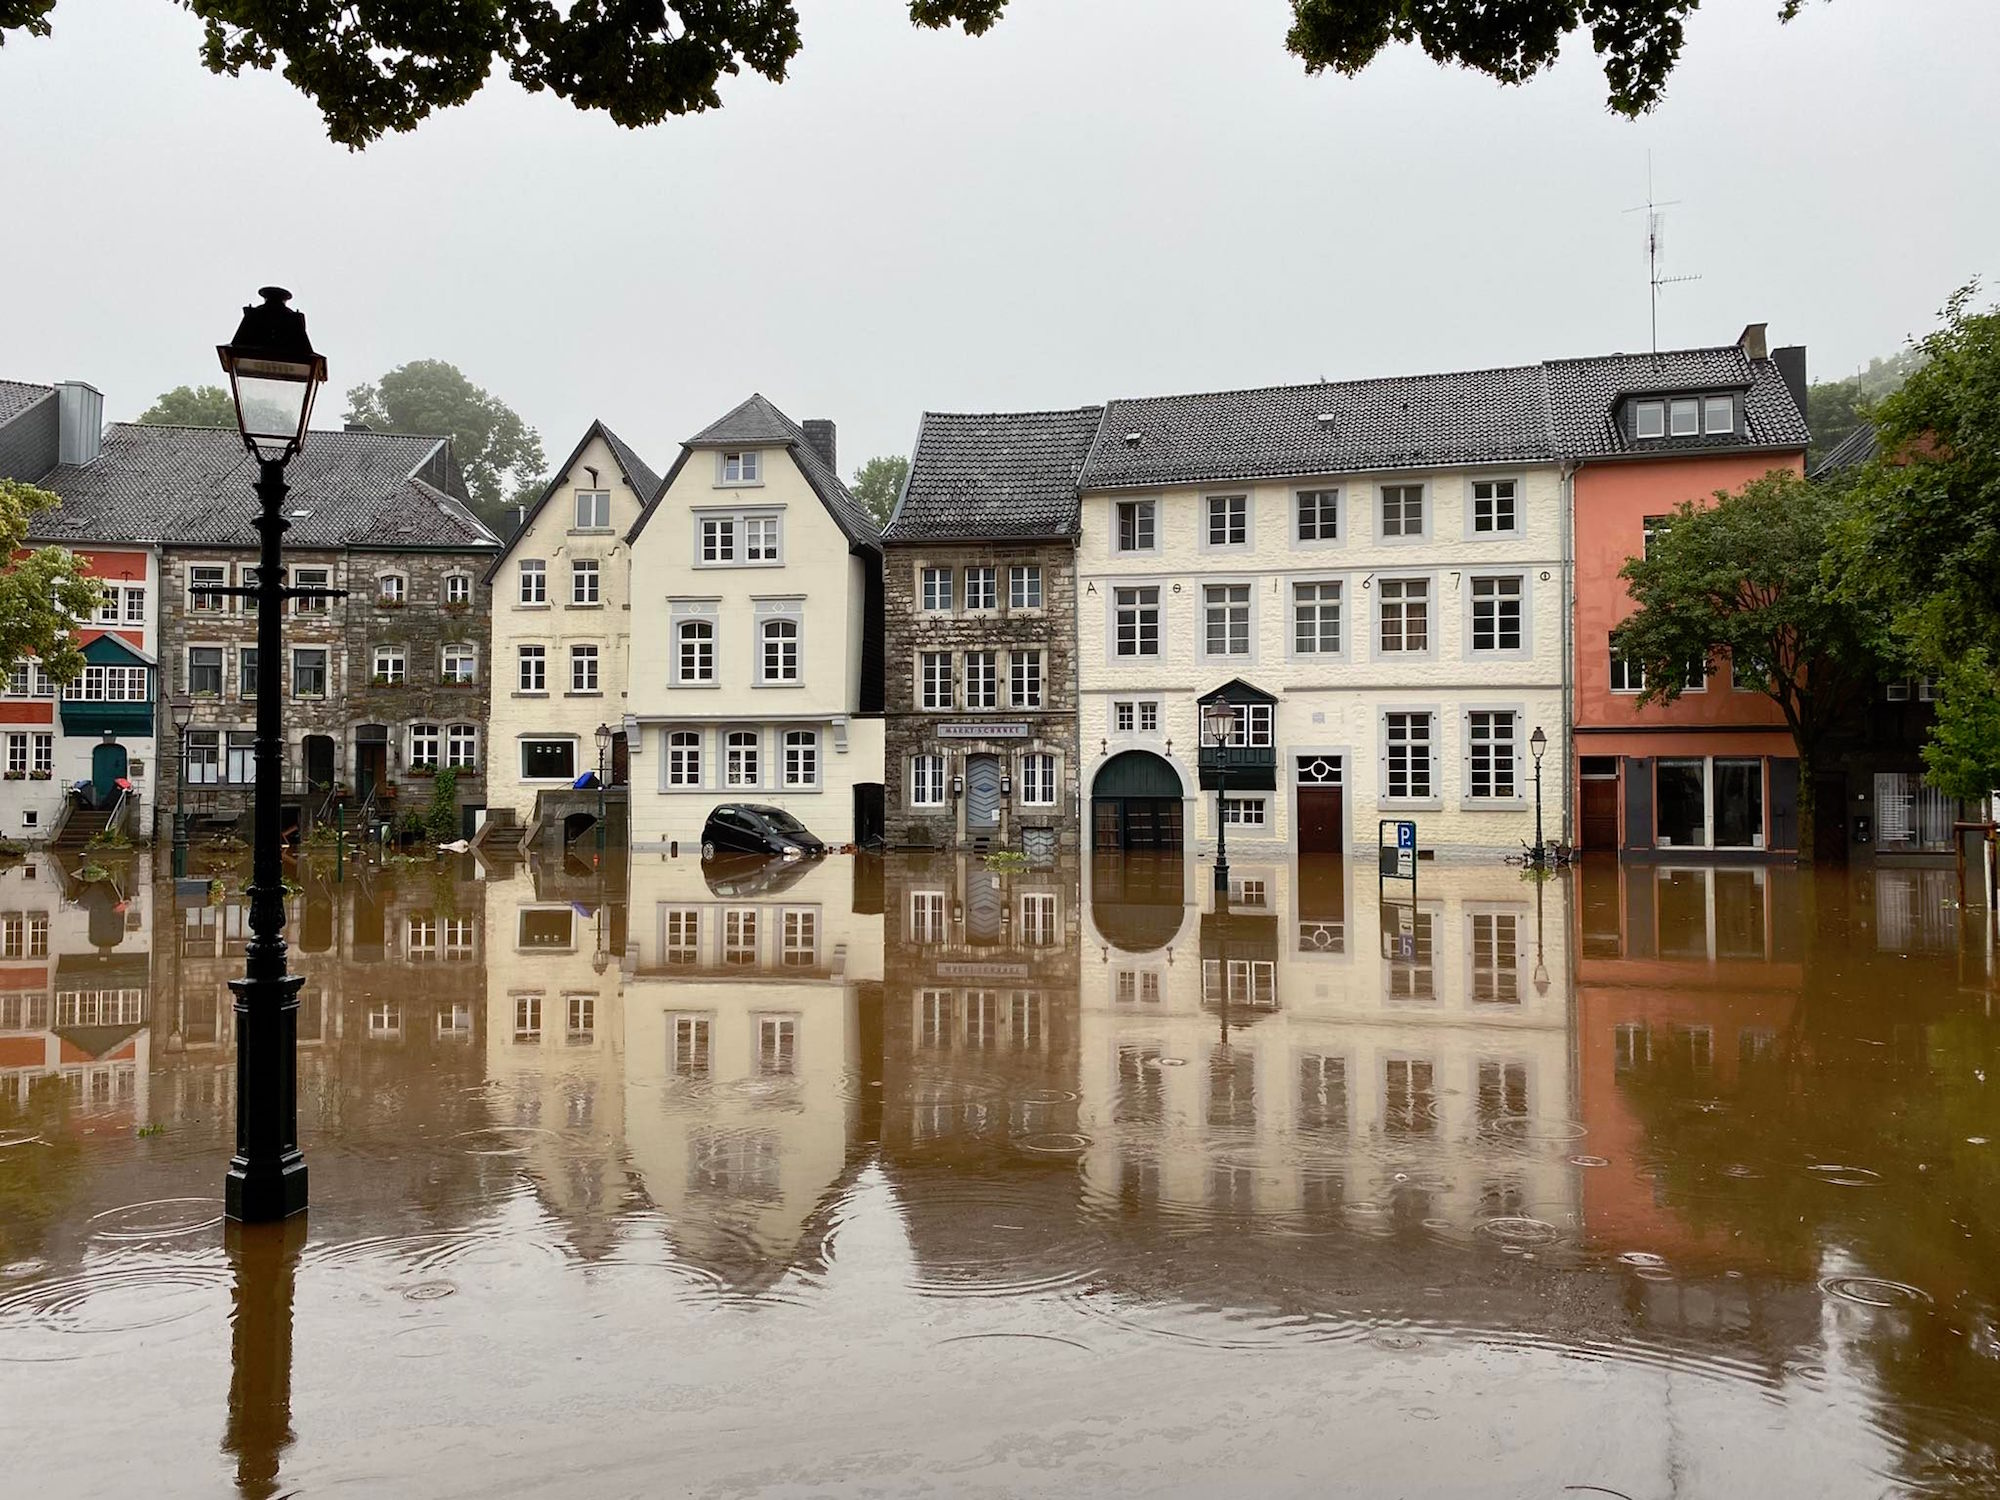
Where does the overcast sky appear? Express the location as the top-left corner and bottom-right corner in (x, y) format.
(4, 0), (1995, 480)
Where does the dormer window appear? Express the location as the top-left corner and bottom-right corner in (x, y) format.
(1635, 401), (1665, 439)
(1633, 394), (1736, 440)
(1703, 396), (1734, 434)
(721, 451), (761, 485)
(1669, 398), (1700, 437)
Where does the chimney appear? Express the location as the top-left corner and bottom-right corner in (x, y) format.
(55, 381), (104, 466)
(1773, 345), (1809, 424)
(1737, 322), (1769, 362)
(802, 419), (837, 473)
(344, 420), (371, 433)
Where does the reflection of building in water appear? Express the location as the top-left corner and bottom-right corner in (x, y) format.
(1079, 855), (1575, 1230)
(481, 856), (628, 1254)
(1574, 857), (1806, 1264)
(621, 854), (880, 1287)
(0, 855), (153, 1119)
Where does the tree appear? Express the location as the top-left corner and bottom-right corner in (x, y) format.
(1919, 654), (2000, 806)
(1806, 349), (1923, 466)
(137, 384), (235, 427)
(1, 1), (1820, 148)
(1612, 470), (1892, 860)
(344, 361), (545, 530)
(0, 480), (105, 688)
(850, 455), (909, 529)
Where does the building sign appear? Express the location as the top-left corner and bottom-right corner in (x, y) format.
(936, 961), (1032, 979)
(938, 722), (1030, 740)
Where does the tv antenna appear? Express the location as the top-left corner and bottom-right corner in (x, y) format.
(1624, 156), (1700, 353)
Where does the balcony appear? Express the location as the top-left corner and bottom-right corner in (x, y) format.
(1198, 743), (1275, 791)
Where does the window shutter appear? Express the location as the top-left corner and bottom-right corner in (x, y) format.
(1460, 709), (1471, 795)
(1513, 714), (1526, 795)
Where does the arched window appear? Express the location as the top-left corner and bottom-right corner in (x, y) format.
(377, 573), (407, 607)
(442, 572), (472, 607)
(725, 730), (759, 787)
(409, 723), (440, 768)
(677, 620), (714, 684)
(667, 730), (702, 786)
(447, 724), (479, 769)
(441, 643), (477, 684)
(761, 618), (799, 683)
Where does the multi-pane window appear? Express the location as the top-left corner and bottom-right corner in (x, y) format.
(570, 644), (599, 693)
(724, 910), (758, 965)
(520, 739), (575, 779)
(188, 646), (223, 696)
(1020, 752), (1056, 806)
(571, 559), (600, 605)
(1020, 893), (1058, 947)
(1467, 711), (1518, 800)
(291, 648), (327, 699)
(722, 451), (760, 484)
(1379, 578), (1429, 653)
(784, 730), (818, 788)
(965, 566), (997, 611)
(1297, 488), (1338, 542)
(189, 564), (229, 613)
(224, 732), (257, 784)
(1380, 484), (1425, 537)
(782, 911), (817, 968)
(1293, 582), (1340, 655)
(1299, 1055), (1348, 1133)
(1642, 515), (1671, 560)
(513, 994), (542, 1043)
(567, 994), (596, 1040)
(519, 559), (546, 604)
(1609, 644), (1645, 693)
(574, 490), (611, 529)
(1683, 654), (1708, 691)
(1225, 702), (1273, 747)
(1385, 711), (1434, 799)
(701, 518), (736, 563)
(725, 730), (760, 787)
(377, 573), (406, 606)
(447, 724), (478, 769)
(1470, 575), (1523, 652)
(1116, 499), (1156, 552)
(444, 573), (471, 607)
(1138, 701), (1159, 731)
(1471, 914), (1520, 1003)
(372, 647), (403, 685)
(409, 723), (440, 769)
(758, 1015), (797, 1075)
(1220, 797), (1266, 825)
(667, 730), (702, 786)
(761, 619), (799, 683)
(1115, 587), (1160, 656)
(1009, 650), (1043, 709)
(1703, 395), (1734, 434)
(1206, 493), (1248, 546)
(31, 734), (52, 777)
(5, 734), (25, 776)
(909, 754), (946, 806)
(184, 731), (220, 784)
(664, 911), (700, 966)
(1472, 479), (1517, 533)
(1009, 564), (1042, 609)
(1670, 398), (1700, 436)
(673, 1015), (712, 1076)
(63, 665), (150, 701)
(1384, 1058), (1436, 1132)
(963, 650), (997, 710)
(921, 566), (953, 612)
(1114, 701), (1135, 731)
(677, 620), (715, 683)
(744, 515), (780, 561)
(441, 643), (476, 684)
(921, 652), (953, 710)
(518, 644), (546, 692)
(1204, 584), (1250, 656)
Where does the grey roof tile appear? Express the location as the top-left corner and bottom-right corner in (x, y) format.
(0, 380), (53, 428)
(1544, 345), (1810, 457)
(887, 406), (1104, 542)
(486, 419), (660, 579)
(26, 424), (498, 551)
(1079, 365), (1555, 490)
(1809, 423), (1878, 479)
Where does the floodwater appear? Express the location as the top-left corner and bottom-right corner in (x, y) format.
(3, 848), (1998, 1498)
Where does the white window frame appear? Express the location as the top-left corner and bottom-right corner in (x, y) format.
(1669, 398), (1700, 437)
(964, 566), (998, 612)
(963, 650), (998, 710)
(1467, 573), (1528, 657)
(292, 565), (332, 616)
(909, 754), (946, 807)
(373, 646), (405, 685)
(1009, 564), (1043, 610)
(1469, 478), (1519, 536)
(725, 729), (761, 788)
(518, 559), (547, 606)
(569, 643), (600, 694)
(517, 644), (547, 694)
(573, 489), (611, 530)
(443, 572), (472, 607)
(1019, 752), (1057, 806)
(784, 729), (819, 789)
(920, 651), (954, 711)
(1009, 649), (1043, 710)
(446, 723), (478, 770)
(1290, 579), (1342, 660)
(1294, 487), (1340, 547)
(1634, 401), (1666, 439)
(1376, 575), (1432, 657)
(1703, 396), (1734, 435)
(1220, 796), (1267, 827)
(409, 723), (440, 769)
(376, 572), (407, 607)
(759, 616), (801, 685)
(1113, 701), (1135, 732)
(1113, 585), (1161, 658)
(1380, 709), (1440, 806)
(1203, 583), (1252, 659)
(676, 619), (716, 685)
(1463, 708), (1524, 805)
(719, 450), (762, 486)
(1114, 498), (1158, 555)
(570, 558), (601, 606)
(921, 566), (953, 613)
(666, 729), (703, 788)
(441, 642), (477, 685)
(1609, 641), (1646, 694)
(188, 563), (230, 615)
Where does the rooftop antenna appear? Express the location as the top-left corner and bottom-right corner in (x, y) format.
(1624, 154), (1701, 354)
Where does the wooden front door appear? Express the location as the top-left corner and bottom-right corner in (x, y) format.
(90, 743), (128, 807)
(611, 731), (630, 787)
(1581, 777), (1619, 850)
(1298, 787), (1343, 856)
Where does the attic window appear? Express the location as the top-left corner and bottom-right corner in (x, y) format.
(288, 508), (312, 519)
(1634, 402), (1666, 439)
(1122, 432), (1142, 447)
(1315, 413), (1338, 426)
(720, 451), (761, 485)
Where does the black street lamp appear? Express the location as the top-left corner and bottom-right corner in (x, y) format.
(216, 287), (328, 1225)
(169, 694), (194, 878)
(1201, 699), (1236, 894)
(595, 722), (611, 859)
(1529, 724), (1549, 868)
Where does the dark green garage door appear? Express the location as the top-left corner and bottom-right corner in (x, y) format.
(1091, 751), (1185, 852)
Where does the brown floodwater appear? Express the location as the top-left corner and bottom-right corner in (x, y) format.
(2, 848), (1997, 1497)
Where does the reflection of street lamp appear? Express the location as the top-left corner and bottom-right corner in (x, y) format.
(1533, 869), (1551, 996)
(169, 695), (193, 878)
(1201, 699), (1236, 894)
(1529, 724), (1549, 868)
(217, 287), (327, 1224)
(592, 898), (609, 974)
(594, 722), (611, 859)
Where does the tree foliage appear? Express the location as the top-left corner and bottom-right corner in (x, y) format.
(850, 455), (909, 529)
(1805, 349), (1920, 467)
(137, 384), (236, 427)
(344, 360), (545, 530)
(0, 1), (1820, 147)
(1612, 469), (1891, 856)
(1919, 653), (2000, 806)
(0, 481), (104, 688)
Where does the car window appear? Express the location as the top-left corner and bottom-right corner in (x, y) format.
(763, 809), (808, 834)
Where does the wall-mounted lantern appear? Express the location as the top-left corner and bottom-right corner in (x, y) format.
(951, 774), (964, 798)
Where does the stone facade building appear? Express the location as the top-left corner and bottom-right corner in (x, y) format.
(883, 408), (1100, 854)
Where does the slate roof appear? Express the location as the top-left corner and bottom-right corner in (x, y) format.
(0, 380), (52, 427)
(26, 424), (498, 551)
(887, 406), (1104, 542)
(1078, 364), (1555, 490)
(1543, 345), (1810, 459)
(631, 394), (880, 552)
(1809, 422), (1879, 480)
(484, 419), (659, 579)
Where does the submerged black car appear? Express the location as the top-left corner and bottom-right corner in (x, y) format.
(699, 804), (827, 861)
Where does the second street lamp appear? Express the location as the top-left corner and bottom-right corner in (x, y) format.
(595, 722), (611, 859)
(169, 694), (193, 878)
(216, 286), (328, 1225)
(1201, 699), (1237, 894)
(1529, 724), (1549, 868)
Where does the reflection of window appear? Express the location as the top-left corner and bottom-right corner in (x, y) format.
(517, 909), (574, 950)
(1383, 1057), (1435, 1134)
(1117, 1045), (1164, 1123)
(513, 994), (543, 1042)
(918, 989), (951, 1048)
(781, 910), (817, 967)
(1477, 1060), (1527, 1122)
(663, 908), (699, 965)
(1299, 1054), (1347, 1132)
(1385, 910), (1436, 998)
(1020, 893), (1057, 946)
(566, 994), (595, 1042)
(758, 1015), (797, 1075)
(909, 891), (947, 944)
(1207, 1045), (1255, 1126)
(1469, 912), (1519, 1002)
(673, 1015), (712, 1076)
(724, 909), (758, 965)
(1007, 991), (1041, 1046)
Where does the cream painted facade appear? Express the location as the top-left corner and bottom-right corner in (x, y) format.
(625, 427), (883, 850)
(487, 429), (650, 824)
(1078, 464), (1570, 859)
(1077, 859), (1576, 1228)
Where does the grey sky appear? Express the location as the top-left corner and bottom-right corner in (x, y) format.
(4, 0), (1995, 482)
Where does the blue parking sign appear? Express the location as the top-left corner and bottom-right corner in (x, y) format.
(1396, 821), (1416, 851)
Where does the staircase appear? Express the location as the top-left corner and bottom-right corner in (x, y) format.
(54, 804), (115, 855)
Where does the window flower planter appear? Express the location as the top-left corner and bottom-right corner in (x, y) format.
(2, 771), (24, 781)
(29, 770), (52, 781)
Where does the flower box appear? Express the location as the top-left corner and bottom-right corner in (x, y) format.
(1, 771), (23, 781)
(29, 770), (52, 781)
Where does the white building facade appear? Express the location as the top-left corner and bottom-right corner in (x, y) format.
(623, 396), (885, 851)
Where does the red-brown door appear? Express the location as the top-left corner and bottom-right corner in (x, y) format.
(1581, 777), (1619, 850)
(611, 731), (630, 787)
(1298, 787), (1343, 856)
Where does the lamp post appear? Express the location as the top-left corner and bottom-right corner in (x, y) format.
(169, 694), (193, 878)
(1529, 724), (1549, 869)
(1201, 700), (1236, 894)
(217, 287), (328, 1224)
(595, 722), (611, 859)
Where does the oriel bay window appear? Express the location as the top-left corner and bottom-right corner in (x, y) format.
(964, 650), (997, 710)
(1204, 584), (1250, 656)
(1383, 711), (1436, 801)
(1010, 649), (1043, 709)
(1470, 575), (1524, 653)
(1465, 710), (1519, 801)
(1115, 586), (1160, 657)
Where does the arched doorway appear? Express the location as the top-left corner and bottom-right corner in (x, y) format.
(90, 742), (128, 808)
(1092, 751), (1184, 852)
